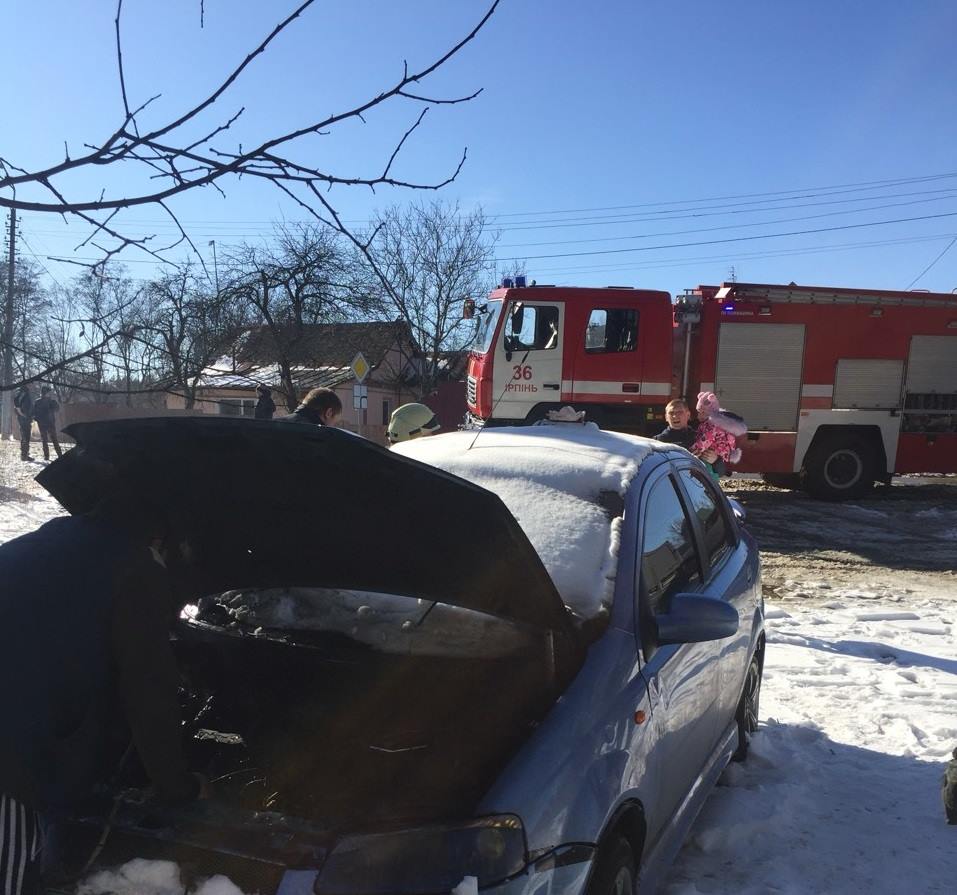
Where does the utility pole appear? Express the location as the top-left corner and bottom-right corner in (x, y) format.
(1, 210), (15, 440)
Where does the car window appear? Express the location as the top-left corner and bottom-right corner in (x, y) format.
(506, 304), (559, 351)
(585, 308), (638, 353)
(639, 476), (700, 616)
(679, 469), (734, 572)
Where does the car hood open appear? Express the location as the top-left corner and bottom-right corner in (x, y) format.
(37, 418), (575, 637)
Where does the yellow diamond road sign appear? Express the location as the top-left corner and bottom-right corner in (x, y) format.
(350, 352), (370, 383)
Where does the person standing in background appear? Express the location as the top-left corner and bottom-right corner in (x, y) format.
(254, 384), (276, 420)
(13, 385), (34, 462)
(32, 387), (62, 461)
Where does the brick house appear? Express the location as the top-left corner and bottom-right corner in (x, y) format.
(166, 320), (423, 444)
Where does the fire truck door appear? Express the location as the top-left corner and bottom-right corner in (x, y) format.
(569, 306), (646, 402)
(713, 323), (806, 430)
(491, 300), (565, 421)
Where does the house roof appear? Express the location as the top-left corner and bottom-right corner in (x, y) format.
(200, 320), (417, 390)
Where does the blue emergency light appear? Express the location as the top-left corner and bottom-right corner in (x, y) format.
(515, 275), (527, 287)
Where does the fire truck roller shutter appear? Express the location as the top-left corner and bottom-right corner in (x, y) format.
(905, 335), (957, 394)
(833, 359), (905, 409)
(714, 323), (806, 431)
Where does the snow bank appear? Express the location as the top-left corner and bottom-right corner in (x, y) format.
(395, 423), (654, 618)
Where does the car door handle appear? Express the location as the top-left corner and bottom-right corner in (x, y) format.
(543, 383), (560, 390)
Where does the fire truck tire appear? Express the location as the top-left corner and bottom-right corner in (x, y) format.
(802, 436), (878, 501)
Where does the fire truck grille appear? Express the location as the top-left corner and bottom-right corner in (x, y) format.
(467, 375), (477, 407)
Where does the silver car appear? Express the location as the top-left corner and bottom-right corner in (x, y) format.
(41, 418), (764, 895)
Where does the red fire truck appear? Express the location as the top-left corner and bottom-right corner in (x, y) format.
(465, 279), (957, 499)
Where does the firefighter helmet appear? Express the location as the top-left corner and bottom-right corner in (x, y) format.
(387, 403), (441, 444)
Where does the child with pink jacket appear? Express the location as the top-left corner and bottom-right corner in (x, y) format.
(692, 392), (747, 479)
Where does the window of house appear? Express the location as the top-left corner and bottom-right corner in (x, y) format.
(585, 308), (638, 353)
(504, 304), (560, 352)
(639, 477), (700, 616)
(679, 469), (734, 572)
(382, 399), (391, 426)
(220, 399), (256, 417)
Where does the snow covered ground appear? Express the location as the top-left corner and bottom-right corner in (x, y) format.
(664, 591), (956, 894)
(1, 441), (954, 894)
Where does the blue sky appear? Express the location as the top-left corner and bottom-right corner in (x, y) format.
(3, 0), (957, 295)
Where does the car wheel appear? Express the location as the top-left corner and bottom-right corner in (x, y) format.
(803, 436), (877, 501)
(732, 655), (762, 762)
(587, 836), (637, 895)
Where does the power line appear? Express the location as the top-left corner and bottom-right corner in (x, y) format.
(22, 187), (957, 251)
(906, 236), (957, 289)
(18, 169), (957, 232)
(480, 170), (957, 218)
(494, 210), (957, 262)
(530, 234), (957, 279)
(495, 191), (957, 247)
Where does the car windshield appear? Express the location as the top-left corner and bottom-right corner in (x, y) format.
(473, 300), (502, 354)
(188, 586), (534, 658)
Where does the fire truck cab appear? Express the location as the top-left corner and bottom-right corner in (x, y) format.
(466, 282), (674, 432)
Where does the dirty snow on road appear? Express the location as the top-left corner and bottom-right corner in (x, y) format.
(2, 444), (955, 893)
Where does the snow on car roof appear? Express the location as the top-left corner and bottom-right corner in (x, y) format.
(393, 422), (655, 619)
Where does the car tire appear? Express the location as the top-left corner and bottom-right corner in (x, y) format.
(802, 436), (877, 501)
(732, 655), (762, 762)
(587, 836), (637, 895)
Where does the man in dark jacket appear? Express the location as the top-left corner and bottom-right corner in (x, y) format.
(0, 500), (202, 894)
(253, 384), (276, 420)
(13, 386), (33, 461)
(655, 398), (697, 449)
(31, 387), (61, 461)
(280, 387), (342, 427)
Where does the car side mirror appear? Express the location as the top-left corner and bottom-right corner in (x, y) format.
(728, 498), (746, 523)
(655, 593), (739, 645)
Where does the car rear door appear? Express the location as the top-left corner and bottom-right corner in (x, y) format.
(636, 463), (723, 834)
(673, 463), (755, 727)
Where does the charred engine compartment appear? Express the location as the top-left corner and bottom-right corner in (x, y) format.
(170, 587), (568, 829)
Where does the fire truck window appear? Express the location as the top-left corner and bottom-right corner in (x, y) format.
(679, 469), (734, 573)
(585, 308), (638, 353)
(507, 305), (559, 351)
(639, 476), (700, 618)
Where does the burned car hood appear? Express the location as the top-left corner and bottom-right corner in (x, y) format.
(37, 417), (574, 636)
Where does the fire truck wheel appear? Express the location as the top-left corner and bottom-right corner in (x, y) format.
(803, 436), (877, 501)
